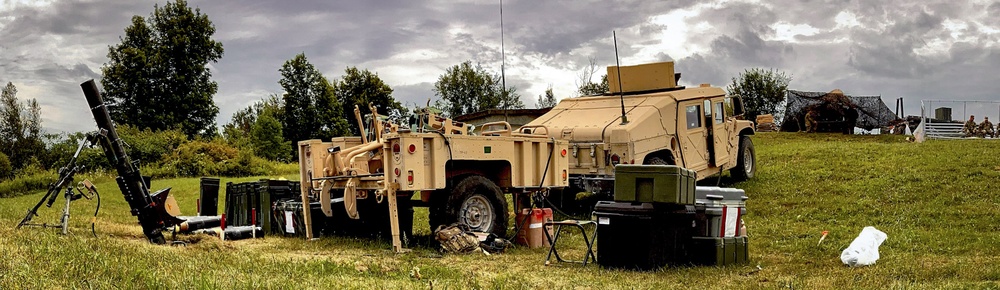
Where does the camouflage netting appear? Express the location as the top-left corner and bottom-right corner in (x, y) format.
(780, 89), (898, 132)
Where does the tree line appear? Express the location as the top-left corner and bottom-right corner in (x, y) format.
(1, 0), (789, 184)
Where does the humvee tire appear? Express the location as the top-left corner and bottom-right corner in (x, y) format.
(644, 156), (675, 165)
(731, 136), (756, 181)
(431, 175), (508, 236)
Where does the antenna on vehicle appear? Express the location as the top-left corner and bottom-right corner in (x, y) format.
(614, 31), (628, 125)
(500, 0), (509, 122)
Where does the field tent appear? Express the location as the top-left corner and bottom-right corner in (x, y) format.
(780, 89), (898, 132)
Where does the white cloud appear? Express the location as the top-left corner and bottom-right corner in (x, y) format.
(769, 22), (820, 42)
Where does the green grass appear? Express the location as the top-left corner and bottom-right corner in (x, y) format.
(3, 133), (1000, 289)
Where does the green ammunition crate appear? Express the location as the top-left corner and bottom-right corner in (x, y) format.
(614, 165), (696, 204)
(689, 236), (749, 266)
(736, 236), (749, 263)
(223, 179), (302, 234)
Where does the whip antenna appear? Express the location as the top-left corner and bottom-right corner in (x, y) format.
(500, 0), (509, 121)
(614, 31), (628, 125)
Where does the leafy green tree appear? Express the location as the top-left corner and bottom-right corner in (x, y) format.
(433, 61), (522, 117)
(223, 94), (282, 150)
(0, 82), (23, 157)
(317, 77), (350, 138)
(535, 87), (558, 108)
(250, 108), (290, 161)
(279, 53), (350, 159)
(0, 152), (11, 180)
(0, 82), (45, 173)
(726, 68), (791, 122)
(333, 67), (405, 136)
(578, 75), (609, 96)
(101, 0), (224, 138)
(576, 57), (608, 96)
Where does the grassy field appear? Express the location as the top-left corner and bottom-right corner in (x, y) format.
(2, 133), (1000, 289)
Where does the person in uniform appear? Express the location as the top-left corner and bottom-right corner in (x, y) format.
(963, 115), (977, 137)
(843, 106), (859, 134)
(980, 117), (995, 138)
(805, 109), (818, 133)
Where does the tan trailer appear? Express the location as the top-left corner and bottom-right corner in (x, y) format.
(299, 106), (569, 252)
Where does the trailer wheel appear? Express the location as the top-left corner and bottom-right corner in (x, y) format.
(431, 175), (508, 236)
(731, 136), (756, 181)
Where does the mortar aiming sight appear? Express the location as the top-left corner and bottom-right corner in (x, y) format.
(17, 132), (101, 235)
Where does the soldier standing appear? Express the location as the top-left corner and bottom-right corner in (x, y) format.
(805, 109), (818, 133)
(963, 115), (977, 137)
(980, 117), (995, 138)
(843, 106), (859, 135)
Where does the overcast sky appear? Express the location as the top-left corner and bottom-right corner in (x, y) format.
(2, 0), (999, 134)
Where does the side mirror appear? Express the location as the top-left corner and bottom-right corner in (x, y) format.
(725, 96), (745, 117)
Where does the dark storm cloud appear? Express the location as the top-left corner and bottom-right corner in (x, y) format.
(3, 0), (999, 133)
(847, 7), (947, 78)
(675, 3), (794, 87)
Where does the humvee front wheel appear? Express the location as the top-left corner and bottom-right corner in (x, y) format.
(431, 175), (508, 236)
(731, 136), (756, 181)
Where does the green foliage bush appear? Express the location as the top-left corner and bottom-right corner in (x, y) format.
(118, 125), (187, 164)
(162, 139), (274, 177)
(0, 152), (12, 180)
(16, 156), (46, 176)
(0, 170), (54, 198)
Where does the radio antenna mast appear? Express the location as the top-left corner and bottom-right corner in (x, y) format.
(614, 31), (628, 125)
(500, 0), (508, 121)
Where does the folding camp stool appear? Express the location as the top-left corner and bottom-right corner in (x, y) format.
(544, 220), (598, 266)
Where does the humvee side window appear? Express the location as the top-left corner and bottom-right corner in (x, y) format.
(714, 102), (725, 124)
(686, 105), (701, 129)
(724, 97), (734, 116)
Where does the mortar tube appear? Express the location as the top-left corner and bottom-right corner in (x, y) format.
(176, 216), (222, 233)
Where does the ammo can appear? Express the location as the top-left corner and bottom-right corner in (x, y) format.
(613, 165), (696, 204)
(198, 177), (220, 216)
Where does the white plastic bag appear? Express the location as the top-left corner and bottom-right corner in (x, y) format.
(840, 226), (887, 267)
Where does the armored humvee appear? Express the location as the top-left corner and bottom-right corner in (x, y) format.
(522, 61), (756, 200)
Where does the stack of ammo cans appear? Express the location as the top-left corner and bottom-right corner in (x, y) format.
(595, 164), (750, 270)
(595, 165), (697, 270)
(691, 186), (749, 266)
(223, 179), (300, 235)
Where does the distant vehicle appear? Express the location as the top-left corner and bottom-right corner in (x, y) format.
(522, 61), (756, 203)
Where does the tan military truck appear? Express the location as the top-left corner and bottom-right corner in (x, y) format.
(522, 61), (756, 201)
(298, 105), (568, 252)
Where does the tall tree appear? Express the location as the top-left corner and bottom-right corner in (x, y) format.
(433, 61), (522, 117)
(333, 67), (404, 136)
(223, 94), (281, 150)
(250, 105), (290, 161)
(536, 87), (558, 108)
(0, 82), (22, 156)
(279, 53), (351, 159)
(0, 82), (45, 172)
(101, 0), (223, 137)
(726, 68), (791, 122)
